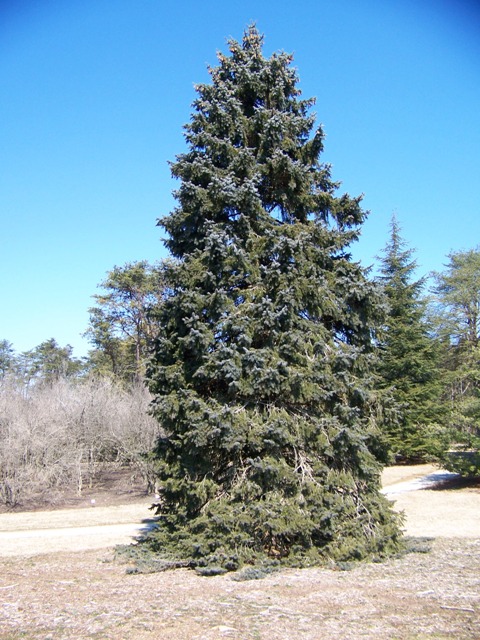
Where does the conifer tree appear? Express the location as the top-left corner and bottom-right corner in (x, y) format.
(145, 26), (402, 572)
(432, 248), (480, 475)
(376, 216), (444, 461)
(85, 261), (164, 381)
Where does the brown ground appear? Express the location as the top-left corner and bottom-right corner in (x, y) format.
(1, 466), (479, 639)
(0, 467), (152, 514)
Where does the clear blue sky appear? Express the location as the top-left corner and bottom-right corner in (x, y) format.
(1, 0), (479, 357)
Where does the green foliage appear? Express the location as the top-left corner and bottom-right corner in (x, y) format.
(0, 339), (15, 378)
(432, 249), (480, 348)
(144, 26), (403, 572)
(85, 261), (165, 381)
(432, 248), (480, 475)
(18, 338), (85, 385)
(443, 451), (480, 477)
(375, 217), (445, 461)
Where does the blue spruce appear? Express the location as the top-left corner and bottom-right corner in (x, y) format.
(144, 26), (403, 572)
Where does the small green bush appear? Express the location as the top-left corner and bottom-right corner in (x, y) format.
(443, 451), (480, 477)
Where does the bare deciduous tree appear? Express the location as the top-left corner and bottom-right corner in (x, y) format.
(0, 377), (163, 507)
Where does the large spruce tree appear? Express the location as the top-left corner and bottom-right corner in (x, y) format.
(376, 217), (444, 462)
(145, 26), (402, 572)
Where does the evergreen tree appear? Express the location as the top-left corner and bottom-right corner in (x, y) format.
(432, 248), (480, 475)
(85, 261), (165, 381)
(0, 340), (16, 378)
(376, 216), (445, 461)
(145, 26), (402, 572)
(20, 338), (84, 386)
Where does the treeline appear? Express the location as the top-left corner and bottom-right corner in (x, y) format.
(376, 219), (480, 474)
(0, 261), (164, 385)
(1, 231), (479, 507)
(0, 261), (166, 507)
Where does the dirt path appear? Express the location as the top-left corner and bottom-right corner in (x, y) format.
(0, 501), (156, 557)
(0, 465), (478, 557)
(382, 464), (480, 538)
(381, 463), (459, 493)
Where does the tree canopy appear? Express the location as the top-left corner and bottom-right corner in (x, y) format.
(432, 248), (480, 475)
(143, 26), (402, 572)
(85, 261), (165, 381)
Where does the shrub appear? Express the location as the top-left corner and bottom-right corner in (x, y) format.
(0, 376), (162, 507)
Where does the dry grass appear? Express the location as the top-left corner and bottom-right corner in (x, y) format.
(0, 466), (479, 639)
(0, 539), (479, 639)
